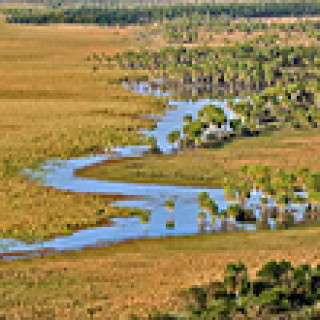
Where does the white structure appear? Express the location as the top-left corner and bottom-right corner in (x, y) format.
(201, 122), (234, 142)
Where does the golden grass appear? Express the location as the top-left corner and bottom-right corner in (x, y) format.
(78, 128), (320, 187)
(0, 21), (167, 241)
(1, 226), (320, 319)
(1, 12), (320, 320)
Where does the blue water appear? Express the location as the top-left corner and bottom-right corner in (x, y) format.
(0, 82), (300, 260)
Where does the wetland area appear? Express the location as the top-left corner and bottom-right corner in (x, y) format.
(2, 1), (320, 319)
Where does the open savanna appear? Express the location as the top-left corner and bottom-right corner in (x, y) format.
(1, 227), (320, 319)
(0, 20), (169, 241)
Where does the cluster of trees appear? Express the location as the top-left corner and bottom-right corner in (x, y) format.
(197, 191), (256, 232)
(96, 40), (319, 144)
(6, 2), (320, 25)
(224, 165), (320, 229)
(196, 165), (320, 231)
(230, 81), (320, 134)
(166, 76), (319, 149)
(133, 260), (320, 319)
(95, 42), (319, 97)
(138, 166), (320, 233)
(162, 13), (320, 44)
(167, 104), (241, 150)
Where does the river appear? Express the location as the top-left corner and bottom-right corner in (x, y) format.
(0, 81), (303, 261)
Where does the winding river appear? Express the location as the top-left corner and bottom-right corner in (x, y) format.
(0, 82), (302, 261)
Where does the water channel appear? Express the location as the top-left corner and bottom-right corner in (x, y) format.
(0, 82), (306, 261)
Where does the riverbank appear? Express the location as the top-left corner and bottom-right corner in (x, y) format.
(1, 8), (320, 320)
(1, 226), (320, 318)
(0, 21), (168, 241)
(78, 127), (320, 188)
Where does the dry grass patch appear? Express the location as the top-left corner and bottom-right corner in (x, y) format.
(1, 227), (320, 319)
(78, 128), (320, 187)
(0, 21), (167, 241)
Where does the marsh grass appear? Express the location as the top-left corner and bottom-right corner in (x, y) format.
(2, 226), (320, 318)
(78, 128), (320, 187)
(0, 21), (168, 241)
(2, 8), (320, 320)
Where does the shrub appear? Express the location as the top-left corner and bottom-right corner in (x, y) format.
(136, 260), (320, 319)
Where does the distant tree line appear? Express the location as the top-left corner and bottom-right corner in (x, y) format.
(5, 2), (320, 25)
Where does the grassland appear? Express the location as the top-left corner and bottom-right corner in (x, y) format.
(2, 7), (320, 319)
(78, 13), (320, 189)
(78, 127), (320, 188)
(0, 20), (169, 241)
(1, 227), (320, 319)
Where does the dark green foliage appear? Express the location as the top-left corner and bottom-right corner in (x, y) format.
(224, 262), (249, 296)
(197, 192), (218, 215)
(257, 260), (292, 284)
(6, 3), (320, 25)
(100, 40), (320, 135)
(165, 198), (175, 209)
(134, 260), (320, 319)
(167, 103), (235, 149)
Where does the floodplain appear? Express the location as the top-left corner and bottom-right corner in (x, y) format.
(2, 2), (320, 319)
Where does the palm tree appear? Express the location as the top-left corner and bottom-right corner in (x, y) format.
(147, 136), (160, 154)
(224, 262), (249, 297)
(167, 129), (181, 144)
(183, 114), (193, 123)
(198, 211), (207, 232)
(219, 209), (228, 232)
(227, 203), (241, 221)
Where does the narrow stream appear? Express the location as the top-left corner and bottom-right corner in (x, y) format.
(0, 82), (304, 261)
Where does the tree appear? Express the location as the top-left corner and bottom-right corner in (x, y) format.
(167, 130), (181, 144)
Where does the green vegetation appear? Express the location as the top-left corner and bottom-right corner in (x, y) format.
(165, 197), (175, 210)
(96, 26), (320, 151)
(198, 192), (218, 215)
(162, 13), (320, 44)
(5, 2), (320, 25)
(138, 260), (320, 319)
(167, 104), (241, 150)
(93, 44), (320, 98)
(166, 218), (175, 229)
(224, 165), (320, 228)
(82, 14), (320, 195)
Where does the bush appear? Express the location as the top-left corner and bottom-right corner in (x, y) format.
(134, 260), (320, 319)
